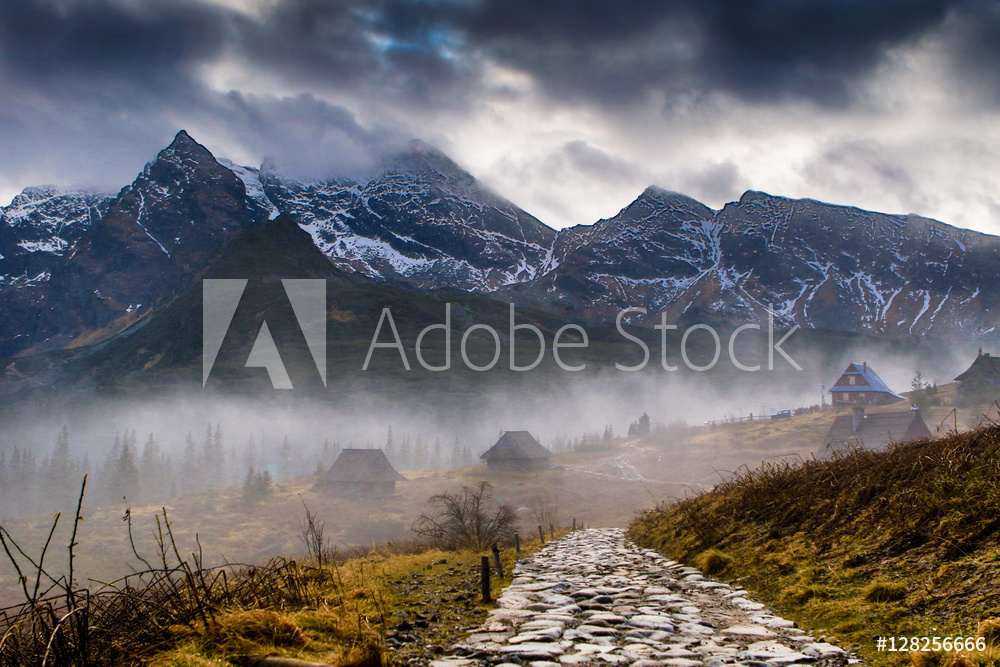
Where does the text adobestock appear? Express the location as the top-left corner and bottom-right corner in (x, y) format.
(202, 279), (801, 390)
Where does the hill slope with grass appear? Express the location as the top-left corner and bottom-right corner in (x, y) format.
(628, 420), (1000, 666)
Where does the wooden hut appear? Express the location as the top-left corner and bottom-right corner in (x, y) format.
(954, 350), (1000, 398)
(824, 407), (931, 450)
(313, 449), (405, 497)
(828, 362), (903, 406)
(480, 431), (551, 470)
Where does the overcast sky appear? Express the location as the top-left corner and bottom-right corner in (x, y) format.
(2, 0), (1000, 233)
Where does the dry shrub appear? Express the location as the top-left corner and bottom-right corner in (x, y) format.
(338, 637), (383, 667)
(978, 618), (1000, 648)
(208, 610), (307, 651)
(779, 584), (819, 605)
(696, 548), (733, 575)
(863, 580), (907, 603)
(911, 652), (946, 667)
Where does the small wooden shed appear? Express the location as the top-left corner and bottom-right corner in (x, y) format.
(480, 431), (551, 470)
(314, 449), (405, 497)
(954, 350), (1000, 398)
(824, 407), (931, 450)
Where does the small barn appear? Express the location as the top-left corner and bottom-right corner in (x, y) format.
(313, 449), (405, 497)
(954, 350), (1000, 398)
(480, 431), (552, 470)
(824, 407), (931, 450)
(828, 362), (903, 406)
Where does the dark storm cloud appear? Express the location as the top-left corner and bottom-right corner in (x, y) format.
(442, 0), (956, 107)
(3, 0), (1000, 211)
(1, 0), (986, 112)
(0, 0), (414, 187)
(212, 90), (407, 179)
(0, 0), (228, 91)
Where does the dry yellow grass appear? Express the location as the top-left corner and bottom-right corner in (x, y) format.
(629, 418), (1000, 667)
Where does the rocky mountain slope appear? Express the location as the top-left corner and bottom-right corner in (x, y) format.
(0, 131), (268, 357)
(2, 130), (999, 360)
(506, 188), (1000, 337)
(0, 186), (112, 287)
(260, 140), (556, 291)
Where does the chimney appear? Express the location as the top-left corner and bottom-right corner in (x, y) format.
(863, 361), (867, 373)
(852, 407), (865, 433)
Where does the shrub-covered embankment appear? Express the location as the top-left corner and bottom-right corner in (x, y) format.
(627, 422), (1000, 665)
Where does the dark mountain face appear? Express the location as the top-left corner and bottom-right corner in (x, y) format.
(0, 131), (266, 357)
(3, 130), (1000, 364)
(261, 140), (557, 291)
(710, 192), (1000, 337)
(503, 189), (1000, 338)
(0, 186), (112, 287)
(501, 187), (720, 321)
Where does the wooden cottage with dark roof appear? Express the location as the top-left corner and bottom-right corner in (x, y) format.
(954, 350), (1000, 398)
(480, 431), (552, 470)
(824, 407), (931, 450)
(829, 362), (904, 406)
(313, 449), (405, 497)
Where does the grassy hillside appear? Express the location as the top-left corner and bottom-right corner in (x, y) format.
(628, 417), (1000, 667)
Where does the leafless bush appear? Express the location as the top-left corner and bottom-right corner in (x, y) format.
(296, 497), (332, 567)
(527, 491), (560, 531)
(0, 478), (348, 666)
(411, 481), (517, 550)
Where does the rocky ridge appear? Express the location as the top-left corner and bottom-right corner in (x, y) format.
(435, 529), (856, 667)
(4, 130), (1000, 359)
(260, 140), (556, 292)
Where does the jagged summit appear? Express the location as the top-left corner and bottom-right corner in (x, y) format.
(4, 130), (1000, 360)
(259, 137), (556, 292)
(738, 189), (772, 205)
(383, 139), (475, 185)
(632, 186), (716, 220)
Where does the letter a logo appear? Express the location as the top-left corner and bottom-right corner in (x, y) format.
(202, 279), (327, 389)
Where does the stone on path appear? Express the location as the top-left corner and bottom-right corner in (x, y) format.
(441, 528), (860, 667)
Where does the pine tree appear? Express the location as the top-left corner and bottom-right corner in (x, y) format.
(430, 437), (441, 469)
(181, 431), (199, 495)
(140, 433), (167, 501)
(47, 425), (72, 485)
(109, 442), (139, 504)
(278, 437), (292, 481)
(384, 427), (395, 461)
(398, 434), (412, 470)
(45, 424), (75, 509)
(202, 423), (226, 490)
(241, 466), (273, 502)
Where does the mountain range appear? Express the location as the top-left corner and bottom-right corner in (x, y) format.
(2, 130), (998, 363)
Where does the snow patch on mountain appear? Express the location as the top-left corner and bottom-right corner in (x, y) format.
(217, 159), (281, 220)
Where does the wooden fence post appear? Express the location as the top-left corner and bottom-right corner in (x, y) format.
(514, 533), (521, 555)
(538, 525), (545, 544)
(481, 556), (491, 603)
(549, 524), (554, 539)
(492, 543), (504, 579)
(572, 518), (576, 531)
